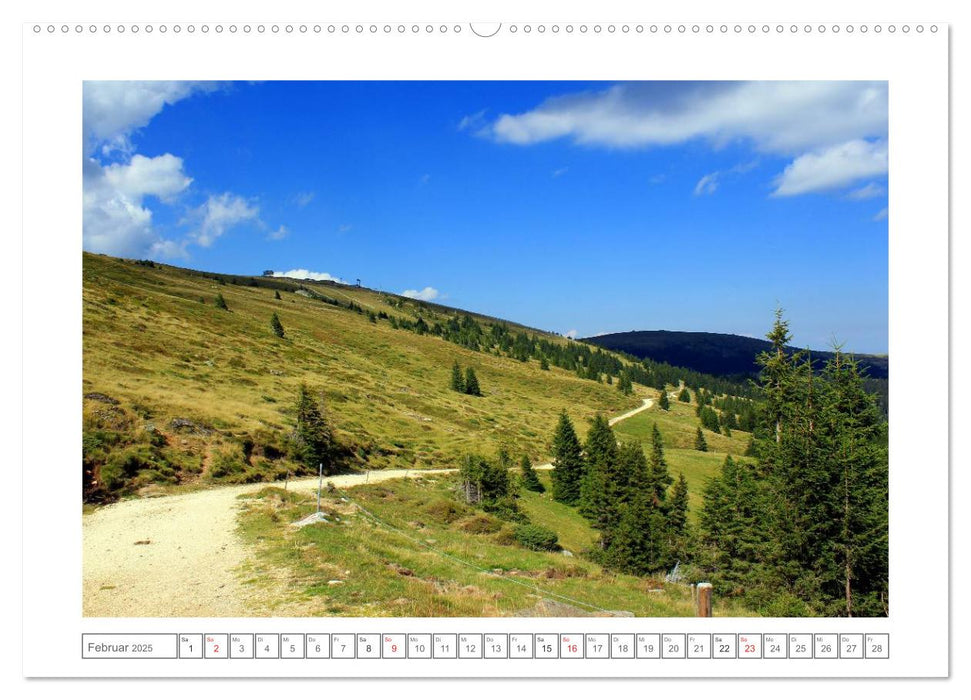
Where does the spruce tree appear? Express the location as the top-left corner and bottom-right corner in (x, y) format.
(214, 293), (228, 310)
(520, 455), (545, 493)
(274, 289), (282, 300)
(647, 423), (673, 503)
(695, 427), (708, 452)
(678, 387), (691, 402)
(658, 388), (670, 410)
(579, 415), (618, 522)
(293, 384), (333, 472)
(550, 411), (585, 505)
(270, 312), (285, 338)
(604, 487), (669, 575)
(539, 356), (550, 371)
(464, 367), (482, 396)
(667, 472), (691, 560)
(450, 361), (465, 393)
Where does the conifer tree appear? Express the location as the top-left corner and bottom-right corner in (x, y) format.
(579, 415), (618, 522)
(647, 423), (673, 503)
(550, 411), (585, 505)
(274, 289), (282, 300)
(464, 366), (482, 396)
(270, 312), (285, 338)
(604, 486), (669, 575)
(520, 455), (545, 493)
(539, 356), (550, 371)
(293, 384), (333, 472)
(695, 427), (708, 452)
(678, 386), (691, 402)
(450, 361), (465, 393)
(658, 388), (670, 410)
(667, 472), (691, 559)
(214, 293), (228, 310)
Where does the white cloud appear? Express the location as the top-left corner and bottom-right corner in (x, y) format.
(693, 160), (758, 196)
(290, 191), (315, 207)
(487, 82), (886, 153)
(694, 172), (719, 196)
(419, 174), (431, 185)
(552, 167), (569, 178)
(564, 329), (578, 339)
(772, 140), (888, 197)
(267, 225), (289, 241)
(846, 182), (886, 200)
(83, 81), (214, 156)
(82, 81), (235, 259)
(873, 207), (889, 221)
(337, 224), (353, 233)
(102, 153), (192, 202)
(83, 154), (193, 257)
(274, 269), (347, 283)
(457, 110), (487, 132)
(478, 81), (887, 197)
(188, 193), (260, 247)
(401, 287), (440, 301)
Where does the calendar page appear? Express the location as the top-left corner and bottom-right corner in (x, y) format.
(18, 0), (952, 684)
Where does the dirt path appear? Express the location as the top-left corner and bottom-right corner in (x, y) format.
(83, 397), (654, 617)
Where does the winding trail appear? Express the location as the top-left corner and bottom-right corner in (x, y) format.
(82, 397), (654, 617)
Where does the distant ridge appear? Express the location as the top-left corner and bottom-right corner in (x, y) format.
(583, 330), (888, 380)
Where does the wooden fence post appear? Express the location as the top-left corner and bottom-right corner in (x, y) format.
(696, 582), (713, 617)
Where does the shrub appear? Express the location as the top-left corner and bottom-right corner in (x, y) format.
(513, 524), (560, 551)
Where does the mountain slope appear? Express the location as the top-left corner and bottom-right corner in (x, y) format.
(82, 253), (640, 501)
(584, 330), (889, 380)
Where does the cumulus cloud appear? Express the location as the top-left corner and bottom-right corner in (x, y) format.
(83, 81), (215, 156)
(401, 287), (440, 301)
(476, 81), (887, 197)
(273, 269), (348, 283)
(83, 154), (192, 257)
(772, 140), (888, 197)
(82, 81), (275, 260)
(188, 193), (260, 247)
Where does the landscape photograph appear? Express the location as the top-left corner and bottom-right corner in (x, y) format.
(82, 80), (889, 618)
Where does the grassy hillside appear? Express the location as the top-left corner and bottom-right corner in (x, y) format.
(612, 393), (752, 518)
(83, 253), (640, 501)
(236, 475), (756, 617)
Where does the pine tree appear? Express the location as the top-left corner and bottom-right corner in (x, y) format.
(450, 361), (465, 393)
(678, 387), (691, 402)
(214, 293), (228, 310)
(550, 411), (585, 505)
(293, 384), (333, 472)
(658, 388), (670, 410)
(695, 427), (708, 452)
(539, 356), (550, 371)
(274, 289), (282, 300)
(647, 423), (673, 503)
(464, 367), (482, 396)
(270, 312), (285, 338)
(520, 455), (545, 493)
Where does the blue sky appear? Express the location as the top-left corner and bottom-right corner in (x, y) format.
(82, 81), (889, 353)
